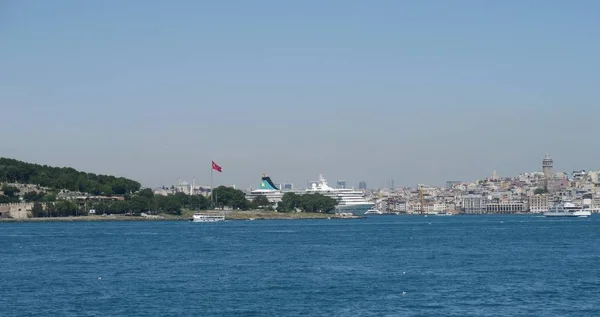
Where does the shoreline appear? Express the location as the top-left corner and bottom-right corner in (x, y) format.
(0, 210), (362, 222)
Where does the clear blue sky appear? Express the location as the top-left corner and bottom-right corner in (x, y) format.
(1, 1), (599, 189)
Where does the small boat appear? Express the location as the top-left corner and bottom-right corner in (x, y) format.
(434, 212), (454, 216)
(191, 212), (225, 222)
(364, 209), (384, 215)
(543, 202), (591, 218)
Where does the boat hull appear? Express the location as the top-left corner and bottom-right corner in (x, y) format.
(543, 211), (591, 217)
(335, 204), (375, 216)
(191, 213), (225, 222)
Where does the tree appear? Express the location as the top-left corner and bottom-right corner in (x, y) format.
(164, 196), (183, 214)
(137, 188), (154, 199)
(23, 191), (45, 202)
(1, 185), (20, 197)
(46, 200), (78, 217)
(213, 186), (251, 210)
(251, 195), (271, 210)
(31, 202), (44, 217)
(130, 196), (151, 214)
(188, 195), (209, 210)
(534, 188), (547, 195)
(277, 192), (302, 212)
(277, 193), (338, 213)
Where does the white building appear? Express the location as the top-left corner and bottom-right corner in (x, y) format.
(485, 201), (527, 213)
(529, 194), (549, 213)
(462, 194), (486, 214)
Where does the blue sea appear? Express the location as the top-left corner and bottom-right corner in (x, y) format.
(1, 215), (599, 316)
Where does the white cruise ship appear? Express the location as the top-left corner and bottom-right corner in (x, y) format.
(305, 174), (374, 215)
(245, 174), (284, 207)
(544, 201), (591, 217)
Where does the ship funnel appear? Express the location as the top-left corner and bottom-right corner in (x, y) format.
(259, 174), (279, 190)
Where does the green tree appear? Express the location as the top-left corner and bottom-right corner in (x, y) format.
(47, 200), (78, 217)
(42, 193), (57, 202)
(188, 195), (209, 210)
(213, 186), (251, 210)
(31, 202), (44, 217)
(130, 196), (151, 214)
(0, 157), (142, 195)
(23, 191), (45, 202)
(277, 193), (337, 213)
(277, 192), (302, 212)
(1, 185), (20, 197)
(251, 195), (271, 210)
(164, 196), (183, 214)
(534, 187), (547, 195)
(137, 188), (154, 199)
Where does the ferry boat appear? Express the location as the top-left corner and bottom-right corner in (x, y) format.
(305, 174), (374, 215)
(543, 202), (591, 218)
(191, 212), (225, 222)
(434, 212), (454, 216)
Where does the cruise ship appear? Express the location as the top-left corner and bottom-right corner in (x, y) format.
(245, 174), (284, 206)
(305, 174), (374, 215)
(544, 201), (591, 217)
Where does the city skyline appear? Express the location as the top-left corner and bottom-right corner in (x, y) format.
(2, 1), (599, 188)
(149, 152), (594, 190)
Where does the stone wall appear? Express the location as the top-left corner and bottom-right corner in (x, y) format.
(0, 203), (34, 219)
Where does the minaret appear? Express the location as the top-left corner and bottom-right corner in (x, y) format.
(542, 153), (553, 191)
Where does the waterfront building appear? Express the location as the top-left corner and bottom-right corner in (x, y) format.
(433, 203), (449, 213)
(485, 201), (527, 213)
(359, 181), (367, 190)
(590, 196), (600, 212)
(529, 194), (550, 213)
(462, 194), (486, 214)
(336, 180), (346, 189)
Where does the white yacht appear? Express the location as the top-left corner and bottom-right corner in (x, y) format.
(191, 212), (225, 222)
(364, 209), (384, 215)
(544, 201), (591, 217)
(245, 174), (284, 207)
(305, 174), (374, 215)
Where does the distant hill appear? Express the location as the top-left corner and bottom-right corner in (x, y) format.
(0, 157), (141, 195)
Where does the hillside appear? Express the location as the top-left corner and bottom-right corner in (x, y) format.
(0, 157), (140, 195)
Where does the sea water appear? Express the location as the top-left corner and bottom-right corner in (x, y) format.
(1, 215), (599, 316)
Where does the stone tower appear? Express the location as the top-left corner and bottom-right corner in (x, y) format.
(542, 153), (553, 191)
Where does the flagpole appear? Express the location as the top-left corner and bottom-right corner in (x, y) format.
(211, 166), (214, 209)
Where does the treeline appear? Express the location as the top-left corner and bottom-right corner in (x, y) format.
(213, 187), (339, 213)
(0, 157), (141, 195)
(276, 192), (338, 213)
(30, 189), (209, 217)
(31, 201), (80, 217)
(28, 187), (339, 218)
(83, 189), (209, 216)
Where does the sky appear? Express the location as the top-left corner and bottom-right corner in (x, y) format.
(1, 0), (600, 189)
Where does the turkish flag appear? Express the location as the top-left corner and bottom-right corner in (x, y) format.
(212, 161), (222, 172)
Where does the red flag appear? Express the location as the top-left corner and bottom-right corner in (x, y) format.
(211, 161), (222, 172)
